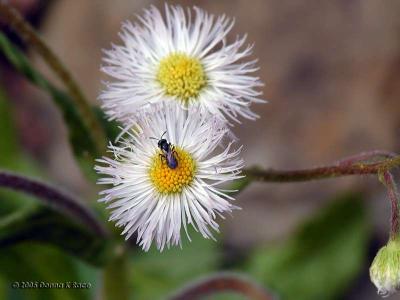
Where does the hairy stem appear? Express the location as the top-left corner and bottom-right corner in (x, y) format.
(169, 272), (275, 300)
(381, 171), (400, 240)
(0, 170), (108, 237)
(245, 164), (378, 182)
(242, 151), (400, 247)
(335, 150), (397, 166)
(0, 1), (106, 154)
(244, 151), (400, 183)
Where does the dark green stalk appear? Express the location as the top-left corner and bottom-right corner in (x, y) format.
(0, 170), (108, 237)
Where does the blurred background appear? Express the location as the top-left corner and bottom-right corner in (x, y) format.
(1, 0), (400, 299)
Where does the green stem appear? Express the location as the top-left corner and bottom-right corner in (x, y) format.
(102, 246), (130, 300)
(0, 1), (106, 154)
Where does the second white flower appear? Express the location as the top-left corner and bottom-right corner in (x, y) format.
(100, 4), (264, 124)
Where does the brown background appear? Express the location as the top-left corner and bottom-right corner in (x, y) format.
(4, 1), (400, 299)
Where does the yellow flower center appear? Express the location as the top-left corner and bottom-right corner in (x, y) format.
(156, 53), (207, 102)
(149, 147), (196, 194)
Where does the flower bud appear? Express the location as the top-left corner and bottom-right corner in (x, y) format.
(370, 239), (400, 297)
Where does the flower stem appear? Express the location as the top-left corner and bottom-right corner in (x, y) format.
(0, 1), (106, 154)
(335, 150), (397, 166)
(169, 272), (275, 300)
(244, 151), (400, 183)
(381, 171), (400, 240)
(0, 170), (109, 237)
(242, 150), (400, 246)
(245, 164), (376, 182)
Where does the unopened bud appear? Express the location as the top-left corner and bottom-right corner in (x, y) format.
(370, 239), (400, 297)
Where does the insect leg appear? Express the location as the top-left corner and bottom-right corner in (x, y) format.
(170, 145), (180, 159)
(159, 153), (166, 164)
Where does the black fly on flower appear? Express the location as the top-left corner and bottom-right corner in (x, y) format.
(150, 131), (179, 169)
(95, 103), (244, 251)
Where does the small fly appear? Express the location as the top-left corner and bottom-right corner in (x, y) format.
(150, 131), (178, 169)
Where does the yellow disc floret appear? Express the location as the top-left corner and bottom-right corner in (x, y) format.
(157, 53), (207, 102)
(149, 147), (196, 194)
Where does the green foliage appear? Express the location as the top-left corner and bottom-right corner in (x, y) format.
(0, 87), (40, 174)
(226, 177), (252, 197)
(0, 33), (98, 159)
(130, 229), (221, 300)
(0, 87), (42, 215)
(0, 89), (22, 214)
(0, 206), (112, 266)
(0, 88), (18, 165)
(0, 84), (105, 299)
(0, 243), (99, 300)
(0, 33), (119, 173)
(94, 107), (120, 143)
(0, 278), (6, 300)
(103, 251), (131, 300)
(246, 193), (370, 300)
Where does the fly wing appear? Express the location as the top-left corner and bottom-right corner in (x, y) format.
(167, 151), (178, 169)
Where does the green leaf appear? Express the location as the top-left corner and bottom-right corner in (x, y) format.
(245, 192), (370, 300)
(0, 33), (98, 163)
(226, 177), (252, 197)
(0, 277), (6, 300)
(0, 243), (99, 300)
(0, 206), (112, 267)
(130, 228), (221, 300)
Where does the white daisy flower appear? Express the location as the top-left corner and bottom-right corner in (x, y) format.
(100, 4), (264, 124)
(95, 103), (243, 251)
